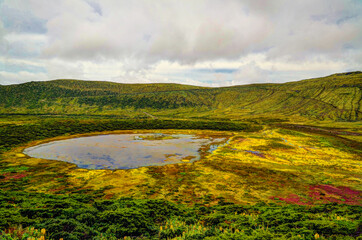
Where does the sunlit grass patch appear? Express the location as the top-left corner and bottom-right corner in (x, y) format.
(1, 226), (47, 240)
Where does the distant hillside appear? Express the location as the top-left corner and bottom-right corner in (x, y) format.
(0, 80), (207, 105)
(0, 72), (361, 121)
(212, 71), (362, 121)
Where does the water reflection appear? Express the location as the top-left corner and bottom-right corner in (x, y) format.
(24, 133), (226, 169)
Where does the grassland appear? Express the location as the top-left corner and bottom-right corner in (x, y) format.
(0, 72), (361, 239)
(2, 121), (360, 205)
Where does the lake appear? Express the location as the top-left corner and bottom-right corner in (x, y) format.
(24, 133), (227, 169)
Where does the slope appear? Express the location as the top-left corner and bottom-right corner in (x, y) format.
(0, 72), (361, 121)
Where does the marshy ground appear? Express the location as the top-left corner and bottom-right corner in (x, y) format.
(2, 125), (361, 206)
(0, 115), (361, 239)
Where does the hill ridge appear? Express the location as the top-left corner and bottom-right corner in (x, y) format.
(0, 72), (361, 121)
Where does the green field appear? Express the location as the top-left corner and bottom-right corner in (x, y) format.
(0, 72), (361, 239)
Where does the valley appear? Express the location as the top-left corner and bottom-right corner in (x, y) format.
(0, 72), (361, 239)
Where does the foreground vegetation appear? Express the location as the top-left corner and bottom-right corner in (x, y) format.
(1, 189), (361, 240)
(0, 114), (361, 239)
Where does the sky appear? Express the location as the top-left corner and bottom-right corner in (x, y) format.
(0, 0), (361, 86)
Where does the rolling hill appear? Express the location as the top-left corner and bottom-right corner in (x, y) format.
(0, 71), (361, 121)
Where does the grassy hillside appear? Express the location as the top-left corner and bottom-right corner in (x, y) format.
(0, 71), (361, 121)
(0, 80), (207, 106)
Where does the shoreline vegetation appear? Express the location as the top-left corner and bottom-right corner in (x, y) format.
(0, 114), (361, 239)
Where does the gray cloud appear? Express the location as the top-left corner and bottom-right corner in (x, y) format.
(40, 0), (362, 63)
(0, 0), (361, 85)
(40, 0), (272, 63)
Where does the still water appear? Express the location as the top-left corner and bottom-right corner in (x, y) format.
(24, 133), (226, 170)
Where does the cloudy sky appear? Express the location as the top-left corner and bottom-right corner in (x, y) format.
(0, 0), (361, 86)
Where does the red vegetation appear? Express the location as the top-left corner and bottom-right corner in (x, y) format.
(272, 194), (309, 205)
(1, 173), (28, 181)
(309, 184), (361, 205)
(271, 184), (362, 206)
(11, 173), (27, 179)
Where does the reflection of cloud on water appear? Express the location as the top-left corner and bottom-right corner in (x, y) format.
(24, 133), (228, 170)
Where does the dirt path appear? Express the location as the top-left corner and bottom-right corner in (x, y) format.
(142, 111), (157, 119)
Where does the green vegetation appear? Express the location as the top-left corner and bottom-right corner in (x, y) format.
(0, 72), (361, 239)
(0, 114), (361, 239)
(1, 189), (361, 239)
(0, 72), (361, 121)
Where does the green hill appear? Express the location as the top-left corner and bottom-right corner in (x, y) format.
(0, 72), (361, 121)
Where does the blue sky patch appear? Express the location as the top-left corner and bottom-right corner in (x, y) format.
(0, 5), (47, 34)
(194, 68), (237, 74)
(1, 62), (47, 74)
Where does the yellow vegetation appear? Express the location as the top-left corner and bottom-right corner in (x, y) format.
(4, 128), (361, 204)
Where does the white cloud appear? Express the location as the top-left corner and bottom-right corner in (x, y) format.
(0, 20), (8, 54)
(39, 0), (274, 63)
(230, 62), (270, 85)
(0, 71), (48, 85)
(0, 0), (361, 86)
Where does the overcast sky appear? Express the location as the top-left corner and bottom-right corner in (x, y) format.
(0, 0), (361, 86)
